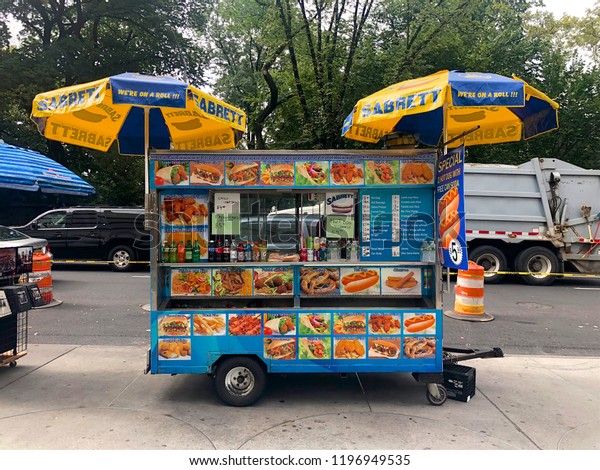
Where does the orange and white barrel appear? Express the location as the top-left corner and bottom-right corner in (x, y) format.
(31, 252), (53, 304)
(445, 261), (494, 322)
(454, 261), (485, 316)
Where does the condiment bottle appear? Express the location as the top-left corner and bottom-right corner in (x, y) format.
(177, 241), (186, 263)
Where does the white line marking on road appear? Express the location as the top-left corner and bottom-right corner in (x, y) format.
(574, 287), (600, 290)
(132, 275), (150, 278)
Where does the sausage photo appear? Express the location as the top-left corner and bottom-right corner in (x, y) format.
(404, 314), (436, 333)
(341, 269), (379, 293)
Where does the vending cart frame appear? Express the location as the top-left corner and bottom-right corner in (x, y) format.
(145, 149), (448, 406)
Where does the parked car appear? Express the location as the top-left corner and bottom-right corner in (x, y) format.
(0, 225), (49, 279)
(13, 207), (151, 271)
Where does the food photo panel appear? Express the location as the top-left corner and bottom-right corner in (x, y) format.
(295, 161), (329, 186)
(381, 267), (421, 295)
(340, 267), (381, 295)
(299, 267), (340, 296)
(333, 338), (366, 359)
(299, 337), (331, 360)
(158, 339), (191, 360)
(154, 161), (190, 186)
(190, 162), (225, 186)
(263, 313), (296, 336)
(368, 337), (401, 359)
(225, 161), (260, 186)
(193, 313), (226, 336)
(403, 312), (436, 335)
(330, 161), (364, 186)
(298, 313), (331, 335)
(368, 313), (401, 335)
(264, 337), (296, 360)
(364, 160), (399, 185)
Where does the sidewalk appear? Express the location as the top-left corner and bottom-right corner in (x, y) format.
(0, 344), (598, 450)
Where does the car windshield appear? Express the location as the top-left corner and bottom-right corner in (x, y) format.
(0, 226), (28, 241)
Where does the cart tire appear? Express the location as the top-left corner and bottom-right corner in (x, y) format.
(214, 356), (266, 406)
(426, 384), (447, 406)
(9, 361), (17, 368)
(469, 245), (507, 284)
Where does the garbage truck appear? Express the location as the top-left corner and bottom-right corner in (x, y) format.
(464, 158), (600, 285)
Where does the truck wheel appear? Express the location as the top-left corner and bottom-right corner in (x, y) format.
(108, 245), (135, 272)
(214, 356), (266, 406)
(515, 247), (559, 286)
(469, 246), (507, 284)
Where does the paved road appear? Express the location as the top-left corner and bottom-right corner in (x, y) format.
(30, 265), (600, 356)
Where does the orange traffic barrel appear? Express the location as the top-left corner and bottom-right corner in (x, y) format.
(29, 251), (59, 306)
(444, 261), (494, 322)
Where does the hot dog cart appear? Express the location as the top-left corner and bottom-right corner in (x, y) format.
(146, 149), (451, 406)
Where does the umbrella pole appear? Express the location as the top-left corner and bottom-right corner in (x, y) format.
(144, 107), (150, 195)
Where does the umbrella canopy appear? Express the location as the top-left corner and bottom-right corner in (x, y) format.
(31, 73), (246, 155)
(0, 142), (95, 196)
(342, 70), (559, 147)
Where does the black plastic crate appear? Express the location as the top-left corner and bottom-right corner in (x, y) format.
(0, 285), (32, 313)
(443, 364), (476, 402)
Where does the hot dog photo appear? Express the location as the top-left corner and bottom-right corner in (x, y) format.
(190, 163), (224, 185)
(381, 268), (421, 295)
(340, 268), (380, 295)
(438, 186), (461, 250)
(368, 338), (401, 359)
(264, 338), (296, 360)
(226, 161), (260, 185)
(403, 313), (436, 334)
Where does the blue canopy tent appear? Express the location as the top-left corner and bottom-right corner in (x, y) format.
(0, 142), (95, 196)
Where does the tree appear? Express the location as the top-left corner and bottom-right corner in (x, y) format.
(0, 0), (211, 206)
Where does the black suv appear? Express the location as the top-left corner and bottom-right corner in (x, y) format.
(13, 207), (150, 271)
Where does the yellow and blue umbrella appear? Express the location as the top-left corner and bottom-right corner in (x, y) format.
(342, 70), (559, 147)
(0, 141), (95, 196)
(30, 73), (246, 191)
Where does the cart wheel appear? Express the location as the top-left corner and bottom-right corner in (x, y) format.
(426, 383), (447, 406)
(214, 356), (266, 407)
(9, 361), (17, 368)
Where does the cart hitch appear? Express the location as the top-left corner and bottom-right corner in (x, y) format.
(442, 346), (504, 365)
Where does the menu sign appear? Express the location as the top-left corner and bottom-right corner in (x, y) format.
(360, 188), (434, 262)
(400, 188), (434, 261)
(212, 192), (241, 235)
(325, 192), (355, 239)
(359, 189), (401, 261)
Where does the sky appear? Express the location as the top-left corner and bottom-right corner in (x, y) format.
(538, 0), (596, 17)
